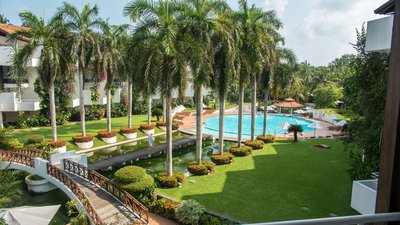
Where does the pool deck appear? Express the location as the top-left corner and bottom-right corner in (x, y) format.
(177, 108), (343, 141)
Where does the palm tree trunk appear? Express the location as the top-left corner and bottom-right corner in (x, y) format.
(218, 92), (225, 154)
(163, 97), (166, 122)
(147, 96), (152, 124)
(238, 81), (243, 147)
(165, 95), (173, 177)
(262, 88), (269, 136)
(294, 132), (298, 142)
(106, 89), (112, 132)
(195, 86), (203, 164)
(79, 70), (86, 136)
(49, 81), (57, 141)
(251, 74), (256, 141)
(0, 112), (3, 129)
(127, 78), (132, 128)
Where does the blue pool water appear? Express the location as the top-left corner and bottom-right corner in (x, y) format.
(204, 114), (315, 138)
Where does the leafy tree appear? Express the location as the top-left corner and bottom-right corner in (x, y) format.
(287, 124), (303, 142)
(0, 14), (10, 24)
(313, 84), (343, 108)
(0, 170), (26, 208)
(152, 108), (163, 121)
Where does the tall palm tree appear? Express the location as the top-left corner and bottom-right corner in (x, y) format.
(99, 22), (129, 132)
(57, 2), (102, 137)
(261, 48), (296, 136)
(124, 0), (188, 176)
(9, 12), (71, 141)
(178, 0), (229, 164)
(233, 0), (283, 141)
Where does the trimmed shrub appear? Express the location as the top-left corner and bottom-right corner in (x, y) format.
(172, 120), (180, 130)
(156, 175), (178, 188)
(114, 166), (154, 198)
(256, 135), (275, 143)
(174, 172), (185, 184)
(201, 161), (215, 173)
(244, 140), (264, 150)
(156, 121), (166, 127)
(97, 130), (117, 138)
(140, 124), (155, 130)
(187, 163), (208, 176)
(72, 134), (94, 143)
(210, 152), (234, 165)
(26, 134), (45, 145)
(120, 128), (137, 134)
(175, 199), (205, 225)
(6, 139), (24, 150)
(229, 146), (252, 156)
(48, 139), (67, 148)
(150, 198), (179, 220)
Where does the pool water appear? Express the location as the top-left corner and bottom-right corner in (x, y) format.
(204, 114), (315, 137)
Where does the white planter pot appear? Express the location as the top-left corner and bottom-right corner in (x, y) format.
(122, 132), (137, 139)
(103, 146), (118, 153)
(53, 145), (67, 153)
(142, 129), (155, 135)
(158, 126), (166, 131)
(25, 174), (57, 194)
(101, 136), (117, 144)
(75, 140), (94, 149)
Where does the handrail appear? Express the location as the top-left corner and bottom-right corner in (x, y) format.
(63, 159), (149, 224)
(12, 149), (50, 160)
(47, 163), (103, 225)
(0, 150), (35, 167)
(243, 212), (400, 225)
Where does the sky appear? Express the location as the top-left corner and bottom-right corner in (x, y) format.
(0, 0), (389, 66)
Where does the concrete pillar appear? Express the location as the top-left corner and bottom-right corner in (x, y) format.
(34, 158), (50, 177)
(0, 112), (3, 129)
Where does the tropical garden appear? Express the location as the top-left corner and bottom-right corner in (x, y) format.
(0, 0), (389, 224)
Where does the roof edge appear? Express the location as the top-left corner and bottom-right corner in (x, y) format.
(375, 0), (395, 15)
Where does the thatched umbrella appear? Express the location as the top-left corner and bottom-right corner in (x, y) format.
(274, 98), (304, 114)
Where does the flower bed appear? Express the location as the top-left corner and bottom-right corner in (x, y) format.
(48, 139), (67, 148)
(229, 145), (252, 156)
(256, 135), (275, 143)
(210, 152), (234, 165)
(244, 140), (265, 150)
(156, 121), (166, 126)
(72, 134), (94, 149)
(140, 124), (155, 130)
(97, 130), (117, 138)
(120, 127), (137, 134)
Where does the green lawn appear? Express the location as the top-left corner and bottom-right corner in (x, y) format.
(157, 139), (357, 223)
(6, 115), (163, 150)
(321, 108), (358, 121)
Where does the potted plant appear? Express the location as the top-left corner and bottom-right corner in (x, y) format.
(120, 128), (137, 139)
(48, 139), (67, 153)
(140, 124), (155, 135)
(156, 121), (166, 131)
(72, 134), (94, 149)
(97, 130), (117, 144)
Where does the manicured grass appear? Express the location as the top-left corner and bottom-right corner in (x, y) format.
(321, 108), (358, 121)
(157, 139), (357, 223)
(5, 115), (163, 150)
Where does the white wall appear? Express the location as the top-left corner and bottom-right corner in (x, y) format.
(351, 179), (377, 214)
(366, 16), (393, 52)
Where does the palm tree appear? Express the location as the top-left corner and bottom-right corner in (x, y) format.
(57, 2), (102, 137)
(261, 48), (296, 136)
(233, 0), (283, 141)
(0, 14), (10, 24)
(124, 0), (188, 176)
(288, 124), (303, 142)
(9, 12), (71, 141)
(178, 0), (229, 164)
(99, 22), (129, 132)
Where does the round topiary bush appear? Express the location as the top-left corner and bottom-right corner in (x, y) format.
(175, 199), (205, 225)
(26, 134), (45, 144)
(156, 175), (179, 188)
(229, 146), (253, 156)
(256, 134), (275, 143)
(187, 163), (208, 175)
(210, 152), (234, 165)
(244, 140), (265, 150)
(114, 166), (154, 197)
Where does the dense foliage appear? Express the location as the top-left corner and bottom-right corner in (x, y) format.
(175, 199), (205, 225)
(114, 166), (154, 199)
(0, 170), (26, 208)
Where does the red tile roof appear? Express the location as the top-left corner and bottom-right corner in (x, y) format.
(0, 23), (29, 36)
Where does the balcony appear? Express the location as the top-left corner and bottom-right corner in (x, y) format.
(0, 45), (40, 67)
(0, 92), (41, 112)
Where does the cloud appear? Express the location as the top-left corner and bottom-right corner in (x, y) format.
(262, 0), (288, 17)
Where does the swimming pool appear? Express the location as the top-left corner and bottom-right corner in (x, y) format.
(204, 114), (315, 138)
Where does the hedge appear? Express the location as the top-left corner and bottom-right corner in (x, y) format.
(48, 139), (67, 148)
(140, 124), (155, 130)
(244, 140), (264, 150)
(120, 128), (137, 134)
(97, 130), (117, 138)
(210, 152), (234, 165)
(187, 161), (215, 175)
(256, 135), (275, 143)
(229, 146), (252, 156)
(72, 134), (94, 143)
